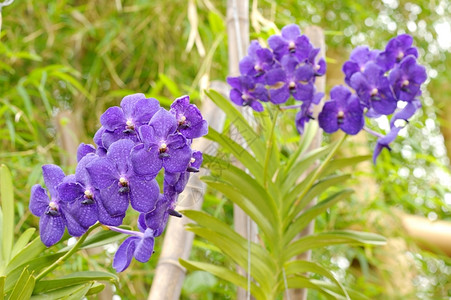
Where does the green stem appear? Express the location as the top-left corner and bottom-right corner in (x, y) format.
(35, 222), (101, 281)
(263, 108), (280, 188)
(292, 133), (347, 208)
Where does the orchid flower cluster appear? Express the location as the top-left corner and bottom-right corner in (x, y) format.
(227, 24), (427, 162)
(226, 24), (326, 134)
(29, 94), (208, 272)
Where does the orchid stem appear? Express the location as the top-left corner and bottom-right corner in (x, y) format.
(35, 222), (101, 281)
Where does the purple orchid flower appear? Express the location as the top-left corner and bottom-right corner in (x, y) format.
(226, 76), (269, 112)
(318, 85), (364, 135)
(29, 165), (89, 246)
(77, 143), (96, 162)
(164, 150), (203, 194)
(111, 217), (155, 272)
(58, 154), (124, 226)
(266, 55), (314, 104)
(170, 95), (208, 139)
(350, 62), (397, 115)
(239, 40), (275, 83)
(87, 139), (160, 215)
(372, 126), (403, 163)
(100, 93), (160, 149)
(389, 56), (427, 102)
(268, 24), (303, 60)
(377, 34), (419, 71)
(342, 46), (380, 86)
(131, 108), (192, 176)
(295, 92), (324, 134)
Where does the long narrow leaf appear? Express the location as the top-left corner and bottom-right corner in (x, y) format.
(201, 179), (276, 242)
(284, 174), (351, 221)
(183, 210), (276, 271)
(11, 228), (36, 259)
(180, 260), (266, 300)
(201, 158), (278, 225)
(33, 271), (118, 294)
(30, 283), (93, 300)
(284, 260), (350, 300)
(0, 165), (14, 266)
(283, 231), (386, 261)
(8, 267), (34, 300)
(186, 226), (274, 292)
(206, 89), (266, 164)
(6, 237), (46, 274)
(205, 127), (263, 182)
(284, 276), (337, 300)
(283, 189), (353, 246)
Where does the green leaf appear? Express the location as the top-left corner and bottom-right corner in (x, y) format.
(311, 279), (369, 300)
(278, 145), (333, 194)
(283, 189), (354, 246)
(204, 127), (264, 182)
(279, 276), (339, 300)
(5, 253), (64, 292)
(0, 276), (5, 300)
(84, 282), (105, 296)
(283, 231), (386, 261)
(186, 226), (274, 293)
(30, 283), (93, 300)
(180, 260), (266, 300)
(11, 228), (36, 259)
(322, 155), (371, 176)
(0, 165), (14, 268)
(201, 179), (276, 242)
(159, 73), (181, 97)
(8, 267), (35, 300)
(202, 155), (278, 225)
(6, 237), (46, 274)
(206, 90), (266, 165)
(183, 210), (276, 271)
(284, 261), (350, 300)
(284, 174), (351, 220)
(33, 271), (117, 294)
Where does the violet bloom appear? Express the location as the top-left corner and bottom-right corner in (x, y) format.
(318, 85), (364, 135)
(372, 126), (403, 163)
(226, 76), (269, 112)
(142, 194), (174, 237)
(266, 56), (314, 104)
(111, 217), (155, 272)
(87, 139), (160, 215)
(58, 154), (124, 226)
(131, 108), (192, 176)
(170, 95), (208, 139)
(377, 34), (418, 71)
(77, 143), (96, 162)
(93, 127), (107, 156)
(390, 98), (422, 128)
(342, 46), (380, 86)
(100, 93), (160, 148)
(29, 165), (86, 246)
(389, 56), (427, 102)
(239, 40), (275, 83)
(165, 150), (203, 194)
(268, 24), (303, 60)
(350, 62), (397, 115)
(295, 92), (324, 134)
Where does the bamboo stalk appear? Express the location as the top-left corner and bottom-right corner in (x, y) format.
(287, 25), (326, 300)
(147, 81), (227, 300)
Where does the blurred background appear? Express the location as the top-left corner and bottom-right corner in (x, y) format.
(0, 0), (450, 299)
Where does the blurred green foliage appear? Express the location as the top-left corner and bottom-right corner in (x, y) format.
(0, 0), (450, 299)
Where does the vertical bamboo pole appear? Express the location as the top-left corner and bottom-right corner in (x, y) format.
(286, 25), (326, 300)
(148, 81), (227, 300)
(226, 1), (258, 299)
